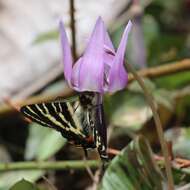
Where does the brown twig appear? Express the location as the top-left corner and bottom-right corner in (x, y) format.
(0, 59), (190, 116)
(109, 148), (190, 169)
(3, 97), (20, 112)
(42, 176), (58, 190)
(107, 148), (120, 156)
(2, 96), (31, 123)
(128, 59), (190, 83)
(70, 0), (77, 61)
(155, 155), (190, 169)
(87, 169), (101, 190)
(0, 88), (74, 116)
(83, 156), (96, 183)
(175, 158), (190, 168)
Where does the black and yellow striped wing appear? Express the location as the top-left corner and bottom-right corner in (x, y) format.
(93, 104), (107, 160)
(20, 101), (95, 149)
(21, 92), (108, 160)
(79, 92), (108, 160)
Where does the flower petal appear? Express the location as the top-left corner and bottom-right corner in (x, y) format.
(108, 20), (132, 92)
(102, 19), (115, 68)
(59, 21), (73, 87)
(78, 17), (105, 92)
(71, 57), (82, 90)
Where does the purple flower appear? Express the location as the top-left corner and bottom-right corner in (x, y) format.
(59, 17), (132, 93)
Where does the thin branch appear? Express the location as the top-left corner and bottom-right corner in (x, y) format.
(0, 59), (190, 115)
(42, 176), (58, 190)
(155, 155), (190, 169)
(70, 0), (77, 61)
(1, 155), (190, 177)
(0, 88), (74, 115)
(0, 160), (100, 171)
(83, 157), (96, 183)
(128, 59), (190, 83)
(126, 62), (174, 190)
(108, 149), (190, 176)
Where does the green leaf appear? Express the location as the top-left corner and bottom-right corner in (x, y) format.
(36, 129), (66, 160)
(9, 179), (40, 190)
(25, 123), (66, 161)
(156, 71), (190, 90)
(33, 29), (58, 44)
(143, 15), (160, 49)
(129, 78), (174, 111)
(0, 170), (44, 190)
(111, 95), (151, 130)
(100, 136), (163, 190)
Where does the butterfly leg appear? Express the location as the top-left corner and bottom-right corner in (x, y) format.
(83, 147), (88, 159)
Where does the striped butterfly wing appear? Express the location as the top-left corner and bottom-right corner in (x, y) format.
(79, 92), (108, 160)
(94, 104), (107, 160)
(20, 100), (95, 149)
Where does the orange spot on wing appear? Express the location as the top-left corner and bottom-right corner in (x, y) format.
(86, 135), (94, 143)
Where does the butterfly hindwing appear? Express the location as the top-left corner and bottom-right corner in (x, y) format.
(94, 104), (107, 160)
(79, 93), (108, 160)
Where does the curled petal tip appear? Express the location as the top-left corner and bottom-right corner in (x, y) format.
(128, 20), (133, 28)
(96, 16), (104, 22)
(77, 15), (105, 92)
(107, 20), (132, 92)
(59, 20), (63, 29)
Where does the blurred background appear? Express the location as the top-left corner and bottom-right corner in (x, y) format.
(0, 0), (190, 189)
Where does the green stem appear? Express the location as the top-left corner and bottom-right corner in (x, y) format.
(126, 63), (174, 190)
(0, 160), (100, 171)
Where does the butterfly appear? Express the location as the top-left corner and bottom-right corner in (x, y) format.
(20, 92), (108, 160)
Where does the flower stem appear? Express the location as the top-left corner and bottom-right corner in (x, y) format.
(126, 62), (174, 190)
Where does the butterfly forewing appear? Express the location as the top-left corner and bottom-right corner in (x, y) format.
(20, 92), (108, 160)
(20, 100), (95, 148)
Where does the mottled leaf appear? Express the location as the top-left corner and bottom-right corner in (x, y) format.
(100, 136), (163, 190)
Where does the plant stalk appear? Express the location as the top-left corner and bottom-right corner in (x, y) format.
(0, 160), (100, 171)
(126, 62), (174, 190)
